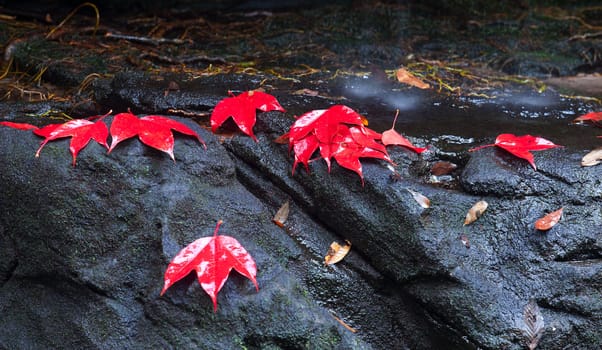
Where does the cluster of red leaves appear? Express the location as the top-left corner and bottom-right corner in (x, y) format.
(0, 89), (286, 166)
(288, 105), (390, 182)
(0, 111), (206, 165)
(285, 105), (426, 183)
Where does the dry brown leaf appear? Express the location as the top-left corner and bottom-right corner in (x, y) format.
(396, 67), (430, 89)
(163, 81), (180, 97)
(581, 147), (602, 166)
(292, 88), (320, 96)
(272, 200), (290, 228)
(431, 161), (457, 176)
(523, 299), (544, 350)
(464, 200), (488, 225)
(273, 132), (290, 144)
(406, 188), (431, 209)
(459, 234), (471, 249)
(291, 88), (347, 101)
(534, 207), (563, 231)
(324, 240), (351, 265)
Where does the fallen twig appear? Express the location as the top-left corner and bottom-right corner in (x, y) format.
(568, 31), (602, 41)
(46, 2), (99, 39)
(139, 52), (226, 65)
(167, 109), (210, 117)
(105, 32), (189, 46)
(0, 8), (52, 23)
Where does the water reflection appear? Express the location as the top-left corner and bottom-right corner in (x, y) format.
(341, 85), (600, 151)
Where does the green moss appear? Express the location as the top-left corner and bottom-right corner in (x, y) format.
(13, 38), (65, 67)
(307, 328), (341, 348)
(0, 23), (9, 43)
(80, 54), (108, 74)
(233, 336), (248, 350)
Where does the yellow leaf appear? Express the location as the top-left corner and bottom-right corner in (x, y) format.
(464, 200), (488, 225)
(581, 147), (602, 166)
(324, 240), (351, 265)
(272, 200), (290, 228)
(407, 188), (431, 208)
(396, 67), (430, 89)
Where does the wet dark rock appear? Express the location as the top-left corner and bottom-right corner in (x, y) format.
(0, 115), (461, 349)
(94, 72), (267, 115)
(2, 1), (602, 345)
(222, 110), (602, 349)
(545, 75), (602, 98)
(0, 118), (351, 349)
(2, 69), (602, 349)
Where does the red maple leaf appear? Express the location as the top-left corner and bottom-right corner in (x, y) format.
(381, 111), (427, 153)
(288, 105), (392, 183)
(108, 111), (205, 160)
(210, 90), (285, 141)
(1, 116), (111, 166)
(288, 105), (364, 144)
(573, 111), (602, 125)
(34, 118), (109, 166)
(161, 220), (258, 311)
(330, 125), (391, 181)
(469, 133), (561, 170)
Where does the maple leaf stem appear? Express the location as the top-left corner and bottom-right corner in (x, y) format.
(391, 109), (400, 129)
(214, 220), (223, 237)
(87, 110), (113, 121)
(468, 144), (494, 152)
